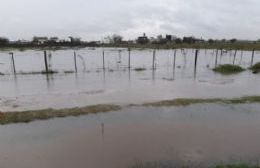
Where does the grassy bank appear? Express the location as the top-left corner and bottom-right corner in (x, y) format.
(1, 96), (260, 125)
(0, 104), (121, 125)
(103, 42), (260, 51)
(142, 96), (260, 107)
(1, 41), (260, 51)
(250, 62), (260, 74)
(213, 64), (245, 74)
(130, 161), (260, 168)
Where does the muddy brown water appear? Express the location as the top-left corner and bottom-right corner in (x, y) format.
(0, 103), (260, 168)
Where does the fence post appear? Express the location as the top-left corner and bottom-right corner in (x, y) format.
(173, 49), (177, 69)
(152, 49), (156, 70)
(251, 49), (255, 66)
(128, 48), (131, 69)
(9, 52), (16, 75)
(44, 51), (49, 73)
(233, 50), (237, 65)
(215, 49), (219, 68)
(102, 50), (105, 70)
(74, 51), (77, 73)
(194, 49), (199, 70)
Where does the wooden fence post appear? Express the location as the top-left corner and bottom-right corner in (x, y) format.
(74, 51), (78, 73)
(173, 49), (177, 69)
(194, 49), (199, 70)
(102, 50), (105, 70)
(233, 50), (237, 65)
(9, 52), (16, 75)
(128, 48), (131, 69)
(251, 49), (255, 66)
(152, 49), (156, 70)
(44, 51), (49, 73)
(215, 49), (219, 67)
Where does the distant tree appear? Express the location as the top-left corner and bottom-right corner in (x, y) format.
(230, 38), (237, 43)
(208, 39), (215, 44)
(183, 36), (196, 44)
(111, 34), (123, 44)
(0, 37), (9, 45)
(221, 39), (226, 42)
(175, 38), (182, 44)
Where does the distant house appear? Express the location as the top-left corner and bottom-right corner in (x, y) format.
(49, 37), (59, 43)
(166, 35), (177, 42)
(137, 33), (149, 44)
(32, 36), (48, 45)
(15, 40), (30, 45)
(68, 36), (81, 44)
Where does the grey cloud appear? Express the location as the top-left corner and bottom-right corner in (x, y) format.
(0, 0), (259, 40)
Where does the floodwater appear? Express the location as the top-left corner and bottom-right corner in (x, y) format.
(0, 103), (260, 168)
(1, 48), (260, 168)
(0, 48), (260, 111)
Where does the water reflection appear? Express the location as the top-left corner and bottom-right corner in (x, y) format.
(46, 74), (54, 92)
(101, 122), (105, 141)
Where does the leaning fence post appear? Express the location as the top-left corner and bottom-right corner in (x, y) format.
(74, 51), (78, 73)
(251, 49), (255, 66)
(233, 50), (237, 65)
(44, 50), (49, 73)
(152, 49), (156, 70)
(9, 52), (16, 75)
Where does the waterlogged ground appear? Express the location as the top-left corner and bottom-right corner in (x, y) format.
(0, 103), (260, 168)
(0, 48), (260, 168)
(0, 48), (260, 111)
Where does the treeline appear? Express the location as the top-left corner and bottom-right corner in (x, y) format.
(0, 36), (99, 48)
(1, 34), (260, 50)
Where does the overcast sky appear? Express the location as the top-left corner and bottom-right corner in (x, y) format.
(0, 0), (259, 41)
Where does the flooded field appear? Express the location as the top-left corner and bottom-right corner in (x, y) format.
(0, 48), (260, 168)
(0, 103), (260, 168)
(0, 48), (260, 111)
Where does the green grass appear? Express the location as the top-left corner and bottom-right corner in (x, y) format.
(103, 42), (260, 51)
(213, 64), (244, 74)
(216, 164), (260, 168)
(130, 162), (260, 168)
(0, 104), (121, 125)
(17, 70), (58, 75)
(134, 67), (147, 71)
(142, 96), (260, 107)
(250, 62), (260, 74)
(1, 96), (260, 125)
(64, 70), (75, 74)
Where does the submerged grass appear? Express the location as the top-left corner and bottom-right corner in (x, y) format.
(17, 70), (58, 75)
(130, 161), (260, 168)
(0, 104), (121, 125)
(250, 62), (260, 74)
(134, 67), (147, 71)
(142, 96), (260, 107)
(1, 96), (260, 125)
(216, 164), (260, 168)
(213, 64), (244, 74)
